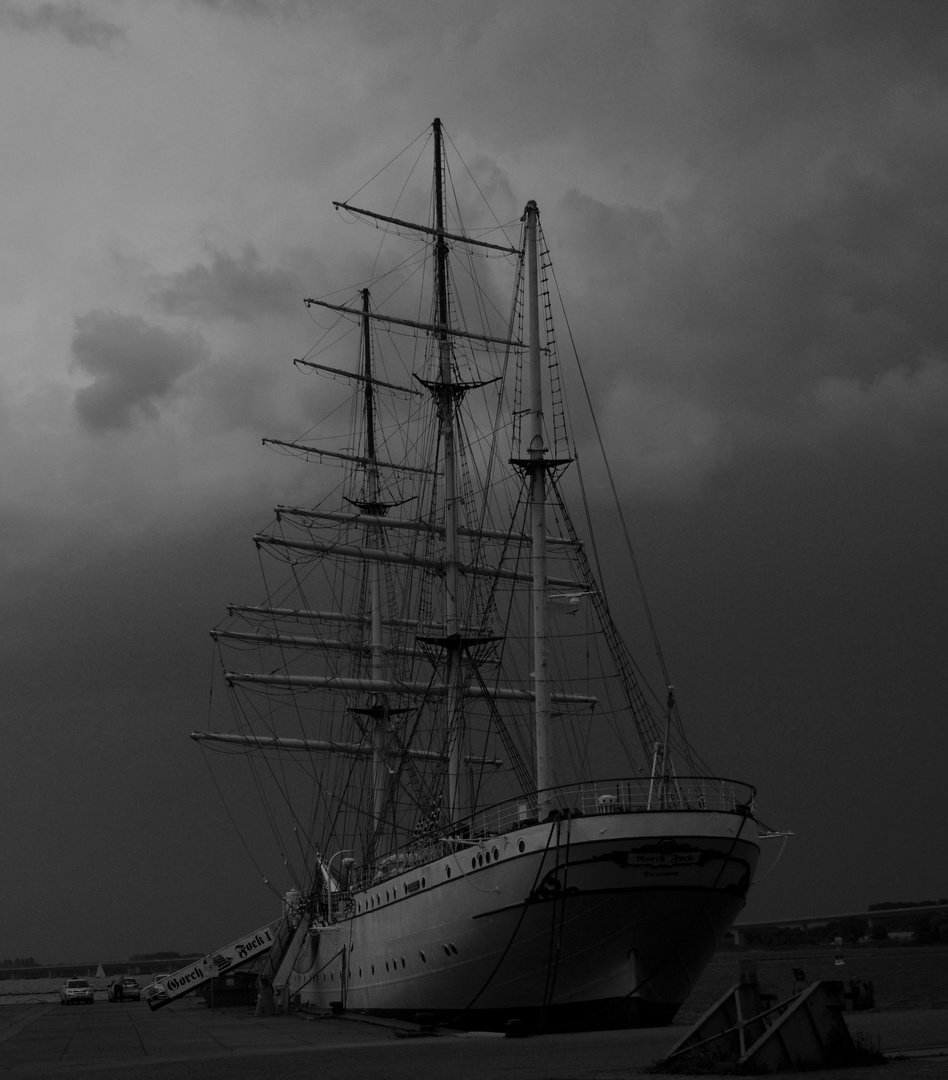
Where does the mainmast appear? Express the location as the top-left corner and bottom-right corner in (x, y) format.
(522, 201), (553, 819)
(431, 118), (465, 822)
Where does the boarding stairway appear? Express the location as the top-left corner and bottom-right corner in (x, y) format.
(147, 906), (310, 1011)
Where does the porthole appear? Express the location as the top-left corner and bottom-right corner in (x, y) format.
(446, 865), (452, 878)
(471, 857), (476, 870)
(518, 839), (526, 853)
(385, 961), (389, 972)
(443, 944), (451, 956)
(477, 853), (484, 867)
(401, 957), (405, 968)
(419, 951), (426, 963)
(371, 964), (375, 975)
(492, 847), (499, 861)
(421, 877), (426, 888)
(449, 943), (458, 955)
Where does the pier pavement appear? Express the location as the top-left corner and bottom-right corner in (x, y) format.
(0, 998), (945, 1079)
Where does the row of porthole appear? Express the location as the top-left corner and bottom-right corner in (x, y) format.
(350, 943), (459, 980)
(357, 876), (427, 914)
(356, 838), (531, 906)
(446, 838), (528, 879)
(472, 846), (499, 870)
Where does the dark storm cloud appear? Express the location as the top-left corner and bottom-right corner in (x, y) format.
(548, 3), (948, 475)
(0, 0), (125, 47)
(153, 246), (300, 323)
(6, 0), (948, 965)
(71, 311), (207, 431)
(188, 0), (315, 17)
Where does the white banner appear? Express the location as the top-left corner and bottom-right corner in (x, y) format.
(147, 919), (283, 1010)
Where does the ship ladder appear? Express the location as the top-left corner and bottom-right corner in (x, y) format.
(268, 913), (312, 1013)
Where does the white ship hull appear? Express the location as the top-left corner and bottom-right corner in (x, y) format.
(292, 808), (759, 1031)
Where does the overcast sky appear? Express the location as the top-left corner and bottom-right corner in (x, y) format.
(2, 0), (947, 966)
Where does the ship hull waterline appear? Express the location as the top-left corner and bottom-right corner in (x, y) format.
(290, 809), (759, 1032)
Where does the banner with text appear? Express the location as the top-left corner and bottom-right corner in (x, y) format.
(147, 919), (283, 1010)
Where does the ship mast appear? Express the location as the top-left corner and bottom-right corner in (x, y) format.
(343, 287), (397, 865)
(431, 118), (465, 822)
(360, 288), (389, 844)
(522, 201), (553, 818)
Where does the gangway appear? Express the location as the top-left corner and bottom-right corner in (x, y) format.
(270, 914), (312, 1010)
(147, 916), (300, 1011)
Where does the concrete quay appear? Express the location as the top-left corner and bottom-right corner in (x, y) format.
(0, 999), (945, 1080)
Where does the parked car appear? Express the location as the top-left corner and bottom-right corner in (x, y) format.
(144, 977), (169, 1004)
(60, 979), (94, 1005)
(108, 978), (142, 1002)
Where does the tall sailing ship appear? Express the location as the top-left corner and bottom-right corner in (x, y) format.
(194, 119), (761, 1032)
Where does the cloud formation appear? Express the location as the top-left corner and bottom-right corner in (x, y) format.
(154, 246), (300, 323)
(0, 0), (124, 47)
(1, 0), (947, 966)
(71, 311), (207, 430)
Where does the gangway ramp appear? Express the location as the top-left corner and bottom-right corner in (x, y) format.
(147, 917), (295, 1010)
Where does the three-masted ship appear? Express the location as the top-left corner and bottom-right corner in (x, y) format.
(194, 119), (760, 1032)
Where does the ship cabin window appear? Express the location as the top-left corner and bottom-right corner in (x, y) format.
(492, 847), (499, 861)
(518, 840), (526, 853)
(419, 951), (426, 963)
(445, 865), (452, 878)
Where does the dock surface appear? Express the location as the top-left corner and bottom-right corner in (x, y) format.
(1, 999), (945, 1079)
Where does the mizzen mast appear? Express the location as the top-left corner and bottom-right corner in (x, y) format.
(354, 287), (390, 851)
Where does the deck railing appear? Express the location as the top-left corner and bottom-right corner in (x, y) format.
(461, 774), (756, 838)
(337, 775), (757, 894)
